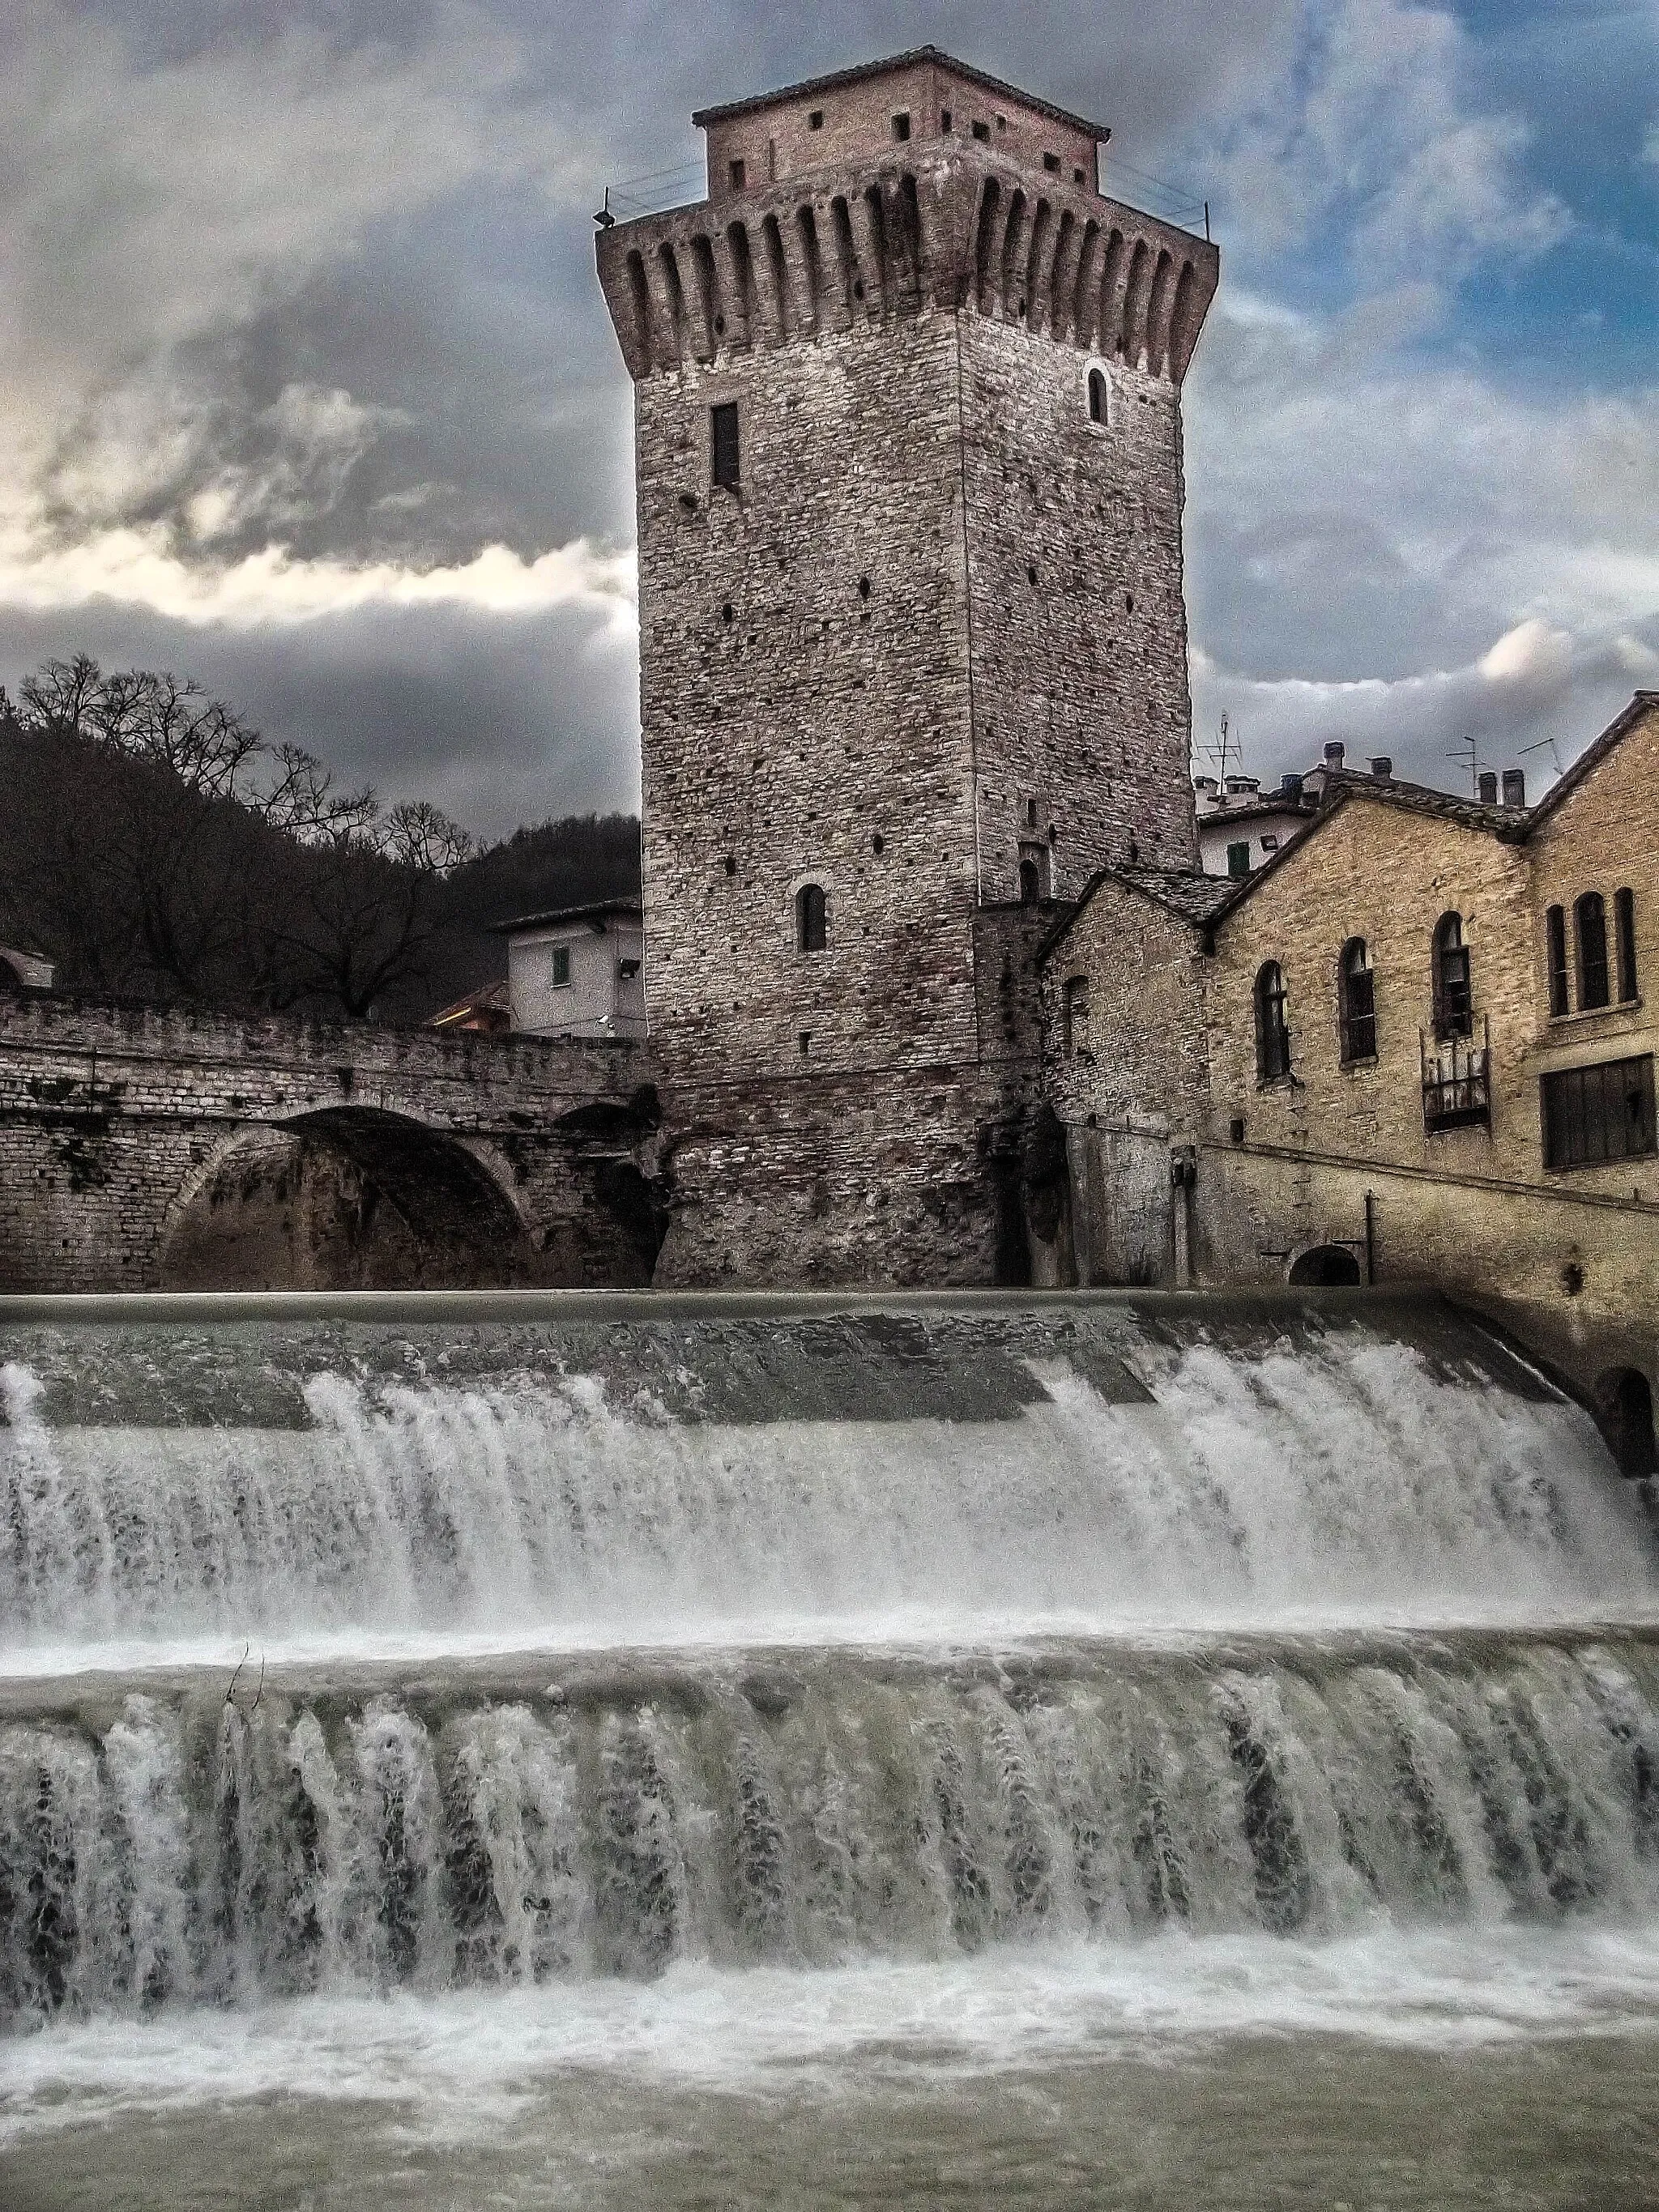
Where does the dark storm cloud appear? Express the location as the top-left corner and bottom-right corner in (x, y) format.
(1, 0), (1655, 831)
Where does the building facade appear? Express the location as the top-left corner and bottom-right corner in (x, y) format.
(1038, 694), (1659, 1443)
(595, 45), (1218, 1282)
(497, 901), (649, 1041)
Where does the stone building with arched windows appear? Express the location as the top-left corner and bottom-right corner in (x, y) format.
(1035, 691), (1659, 1443)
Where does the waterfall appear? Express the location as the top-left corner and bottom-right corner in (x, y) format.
(5, 1634), (1659, 2025)
(2, 1292), (1657, 2034)
(1, 1299), (1650, 1666)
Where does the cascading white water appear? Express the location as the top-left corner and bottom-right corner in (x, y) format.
(2, 1299), (1651, 1669)
(3, 1285), (1658, 2132)
(7, 1633), (1659, 2027)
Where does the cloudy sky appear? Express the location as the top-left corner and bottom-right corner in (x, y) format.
(2, 1), (1655, 837)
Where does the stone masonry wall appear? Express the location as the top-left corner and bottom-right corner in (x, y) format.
(0, 994), (660, 1291)
(962, 317), (1199, 893)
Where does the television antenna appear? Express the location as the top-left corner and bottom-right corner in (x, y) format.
(1198, 714), (1243, 786)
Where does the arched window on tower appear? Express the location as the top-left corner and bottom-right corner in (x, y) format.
(1255, 960), (1291, 1082)
(1432, 913), (1472, 1038)
(1019, 856), (1042, 904)
(1086, 366), (1108, 425)
(1338, 937), (1376, 1063)
(1576, 890), (1610, 1010)
(795, 882), (827, 953)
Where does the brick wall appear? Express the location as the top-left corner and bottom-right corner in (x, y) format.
(1041, 710), (1659, 1409)
(599, 109), (1216, 1285)
(0, 995), (662, 1290)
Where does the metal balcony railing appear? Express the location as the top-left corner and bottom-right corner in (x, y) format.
(1421, 1017), (1491, 1132)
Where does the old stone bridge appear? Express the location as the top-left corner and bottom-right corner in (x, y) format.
(0, 995), (665, 1291)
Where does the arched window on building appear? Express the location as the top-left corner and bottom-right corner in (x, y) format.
(1255, 960), (1290, 1082)
(1432, 912), (1472, 1038)
(795, 882), (827, 953)
(1546, 904), (1570, 1017)
(1086, 366), (1108, 425)
(1338, 937), (1376, 1063)
(1019, 856), (1042, 904)
(1576, 890), (1610, 1011)
(1616, 888), (1640, 1004)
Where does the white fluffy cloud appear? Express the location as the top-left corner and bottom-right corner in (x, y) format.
(0, 524), (636, 632)
(1214, 0), (1569, 278)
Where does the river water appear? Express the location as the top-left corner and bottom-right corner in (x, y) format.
(2, 1289), (1658, 2208)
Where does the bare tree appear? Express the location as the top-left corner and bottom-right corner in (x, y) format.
(0, 657), (475, 1018)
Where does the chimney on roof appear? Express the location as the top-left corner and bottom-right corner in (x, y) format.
(1502, 768), (1526, 809)
(1369, 756), (1392, 780)
(1478, 770), (1499, 805)
(1280, 772), (1304, 799)
(1323, 741), (1346, 770)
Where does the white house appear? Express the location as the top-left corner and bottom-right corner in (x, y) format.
(496, 900), (647, 1039)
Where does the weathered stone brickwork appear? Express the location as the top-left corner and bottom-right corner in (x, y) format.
(598, 51), (1217, 1284)
(0, 994), (663, 1291)
(1038, 697), (1659, 1421)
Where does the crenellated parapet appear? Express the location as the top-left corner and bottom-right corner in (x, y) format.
(596, 151), (1218, 386)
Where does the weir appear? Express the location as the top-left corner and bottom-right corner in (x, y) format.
(3, 1287), (1658, 2041)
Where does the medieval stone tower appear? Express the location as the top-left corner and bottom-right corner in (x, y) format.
(596, 47), (1218, 1285)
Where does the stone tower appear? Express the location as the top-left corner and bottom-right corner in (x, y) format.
(596, 47), (1218, 1285)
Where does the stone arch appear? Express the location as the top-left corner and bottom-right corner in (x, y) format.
(1288, 1243), (1363, 1288)
(1597, 1367), (1657, 1481)
(159, 1106), (540, 1291)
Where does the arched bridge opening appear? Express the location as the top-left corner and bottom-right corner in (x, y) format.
(160, 1108), (539, 1292)
(1597, 1367), (1658, 1483)
(1289, 1244), (1364, 1289)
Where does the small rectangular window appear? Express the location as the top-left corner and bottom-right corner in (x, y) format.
(728, 157), (746, 190)
(971, 119), (990, 142)
(808, 109), (823, 130)
(710, 402), (740, 490)
(1226, 841), (1251, 878)
(551, 945), (571, 987)
(892, 112), (911, 142)
(1542, 1055), (1657, 1170)
(940, 109), (952, 132)
(617, 957), (642, 979)
(1043, 151), (1061, 173)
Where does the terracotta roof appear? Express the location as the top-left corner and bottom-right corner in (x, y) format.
(1523, 692), (1657, 831)
(490, 897), (642, 936)
(429, 978), (510, 1029)
(692, 46), (1109, 140)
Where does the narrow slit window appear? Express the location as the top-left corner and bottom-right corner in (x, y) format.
(710, 402), (740, 490)
(1339, 938), (1376, 1063)
(1087, 367), (1108, 424)
(550, 945), (571, 987)
(1546, 903), (1569, 1016)
(1576, 891), (1610, 1010)
(940, 108), (953, 132)
(1616, 888), (1639, 1003)
(1255, 961), (1291, 1083)
(796, 883), (827, 953)
(1064, 976), (1090, 1057)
